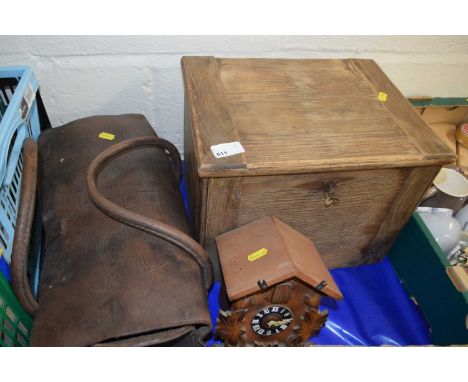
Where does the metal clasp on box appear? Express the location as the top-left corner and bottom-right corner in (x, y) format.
(323, 181), (339, 207)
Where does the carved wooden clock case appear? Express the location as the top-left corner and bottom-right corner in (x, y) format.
(215, 216), (343, 346)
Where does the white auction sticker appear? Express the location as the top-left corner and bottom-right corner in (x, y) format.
(19, 83), (36, 119)
(210, 141), (245, 159)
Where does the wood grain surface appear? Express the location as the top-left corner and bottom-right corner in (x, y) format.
(203, 177), (242, 247)
(181, 56), (247, 174)
(182, 57), (455, 268)
(203, 168), (411, 268)
(364, 166), (440, 264)
(183, 57), (454, 178)
(183, 99), (206, 241)
(347, 59), (454, 161)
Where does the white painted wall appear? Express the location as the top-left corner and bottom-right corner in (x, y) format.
(1, 36), (468, 155)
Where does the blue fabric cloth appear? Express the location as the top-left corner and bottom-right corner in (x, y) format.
(180, 168), (432, 346)
(205, 259), (431, 346)
(0, 256), (11, 282)
(313, 259), (431, 345)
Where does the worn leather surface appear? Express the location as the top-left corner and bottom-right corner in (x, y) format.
(30, 114), (212, 346)
(86, 136), (213, 289)
(11, 138), (39, 315)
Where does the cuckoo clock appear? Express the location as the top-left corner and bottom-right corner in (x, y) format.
(214, 216), (343, 346)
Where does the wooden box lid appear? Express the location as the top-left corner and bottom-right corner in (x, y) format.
(182, 57), (455, 178)
(215, 216), (343, 301)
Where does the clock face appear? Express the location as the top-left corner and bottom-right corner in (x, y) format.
(251, 305), (293, 336)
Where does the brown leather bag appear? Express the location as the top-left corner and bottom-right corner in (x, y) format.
(11, 114), (213, 346)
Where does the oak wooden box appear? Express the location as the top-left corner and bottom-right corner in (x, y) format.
(182, 56), (455, 268)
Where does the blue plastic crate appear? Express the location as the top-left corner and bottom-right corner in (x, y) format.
(0, 67), (42, 281)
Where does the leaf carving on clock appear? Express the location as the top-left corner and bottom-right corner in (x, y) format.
(232, 295), (255, 311)
(294, 308), (328, 344)
(304, 292), (321, 310)
(285, 333), (302, 346)
(215, 309), (247, 346)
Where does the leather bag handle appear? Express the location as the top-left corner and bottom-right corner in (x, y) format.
(11, 138), (39, 315)
(86, 136), (213, 289)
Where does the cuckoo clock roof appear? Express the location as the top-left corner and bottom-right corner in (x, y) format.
(215, 216), (343, 301)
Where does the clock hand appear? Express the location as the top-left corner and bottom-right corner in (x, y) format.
(267, 318), (293, 328)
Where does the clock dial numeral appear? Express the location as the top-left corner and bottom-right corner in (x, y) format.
(251, 305), (293, 337)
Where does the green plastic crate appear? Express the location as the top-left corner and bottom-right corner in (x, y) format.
(389, 213), (468, 345)
(0, 271), (32, 346)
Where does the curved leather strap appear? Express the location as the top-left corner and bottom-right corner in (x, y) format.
(86, 136), (213, 289)
(11, 138), (39, 315)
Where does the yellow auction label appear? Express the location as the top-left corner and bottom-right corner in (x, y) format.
(248, 248), (268, 262)
(377, 91), (388, 102)
(99, 132), (115, 141)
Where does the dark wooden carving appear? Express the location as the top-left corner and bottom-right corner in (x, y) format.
(215, 279), (328, 346)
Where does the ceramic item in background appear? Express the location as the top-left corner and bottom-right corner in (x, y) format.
(455, 122), (468, 148)
(455, 204), (468, 231)
(447, 231), (468, 266)
(420, 167), (468, 213)
(416, 207), (461, 254)
(446, 244), (462, 264)
(459, 230), (468, 247)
